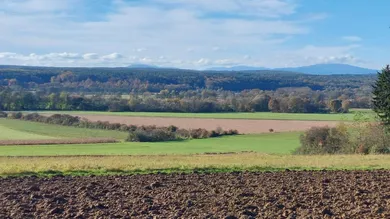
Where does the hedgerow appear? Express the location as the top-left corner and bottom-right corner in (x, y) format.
(11, 113), (239, 142)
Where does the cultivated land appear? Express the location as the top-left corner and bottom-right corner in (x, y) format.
(39, 109), (374, 121)
(0, 119), (127, 140)
(1, 171), (390, 218)
(0, 125), (56, 140)
(41, 114), (340, 134)
(1, 112), (390, 218)
(0, 132), (300, 156)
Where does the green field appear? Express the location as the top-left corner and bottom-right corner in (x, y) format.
(0, 132), (300, 156)
(0, 125), (56, 140)
(0, 119), (128, 140)
(38, 109), (374, 121)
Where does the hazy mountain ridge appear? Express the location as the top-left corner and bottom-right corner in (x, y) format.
(206, 63), (378, 75)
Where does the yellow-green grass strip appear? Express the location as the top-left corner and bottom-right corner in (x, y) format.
(1, 154), (389, 176)
(36, 109), (375, 121)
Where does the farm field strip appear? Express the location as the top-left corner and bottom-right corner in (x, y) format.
(0, 125), (56, 140)
(1, 154), (390, 176)
(0, 119), (128, 140)
(0, 138), (118, 146)
(46, 114), (340, 134)
(37, 110), (374, 121)
(0, 132), (300, 156)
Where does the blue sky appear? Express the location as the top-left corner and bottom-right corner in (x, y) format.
(0, 0), (389, 69)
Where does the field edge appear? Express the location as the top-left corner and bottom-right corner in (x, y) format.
(2, 166), (389, 178)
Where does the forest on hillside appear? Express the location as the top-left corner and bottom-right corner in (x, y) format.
(0, 66), (375, 113)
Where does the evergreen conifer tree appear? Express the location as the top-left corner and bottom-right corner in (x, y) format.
(372, 65), (390, 126)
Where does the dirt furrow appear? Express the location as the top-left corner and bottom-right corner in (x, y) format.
(1, 171), (389, 218)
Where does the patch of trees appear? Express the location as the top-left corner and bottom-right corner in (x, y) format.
(5, 112), (239, 142)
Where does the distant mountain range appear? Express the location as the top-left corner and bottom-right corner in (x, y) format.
(205, 63), (378, 75)
(207, 65), (269, 71)
(127, 64), (159, 68)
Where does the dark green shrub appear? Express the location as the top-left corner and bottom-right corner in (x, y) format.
(127, 129), (177, 142)
(22, 113), (41, 121)
(45, 114), (80, 126)
(0, 111), (7, 118)
(7, 112), (23, 119)
(168, 125), (178, 132)
(189, 129), (210, 139)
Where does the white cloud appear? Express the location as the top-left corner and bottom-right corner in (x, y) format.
(101, 53), (123, 60)
(196, 58), (211, 65)
(83, 53), (99, 60)
(45, 52), (81, 59)
(342, 36), (362, 42)
(0, 52), (19, 58)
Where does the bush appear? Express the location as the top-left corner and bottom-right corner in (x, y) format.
(227, 129), (239, 135)
(296, 121), (390, 155)
(0, 111), (7, 118)
(21, 113), (41, 121)
(189, 129), (211, 139)
(127, 129), (177, 142)
(7, 112), (23, 119)
(295, 126), (349, 154)
(353, 123), (390, 154)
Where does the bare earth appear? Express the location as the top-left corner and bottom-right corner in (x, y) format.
(1, 171), (389, 218)
(75, 115), (339, 134)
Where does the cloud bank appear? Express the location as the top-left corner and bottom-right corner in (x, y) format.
(0, 0), (370, 68)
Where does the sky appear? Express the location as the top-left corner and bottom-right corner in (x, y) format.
(0, 0), (389, 69)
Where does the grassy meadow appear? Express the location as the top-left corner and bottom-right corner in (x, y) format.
(0, 119), (128, 140)
(0, 131), (300, 156)
(0, 125), (57, 140)
(37, 109), (375, 121)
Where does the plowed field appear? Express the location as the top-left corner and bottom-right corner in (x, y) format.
(75, 115), (339, 134)
(1, 170), (389, 218)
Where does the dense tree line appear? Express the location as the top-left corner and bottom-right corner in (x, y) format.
(0, 89), (356, 113)
(0, 65), (374, 94)
(0, 65), (374, 113)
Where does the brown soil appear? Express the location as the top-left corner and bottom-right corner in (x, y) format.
(0, 138), (118, 146)
(1, 171), (389, 218)
(75, 115), (339, 134)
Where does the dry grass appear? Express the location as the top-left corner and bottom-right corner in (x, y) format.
(0, 138), (118, 146)
(1, 153), (390, 175)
